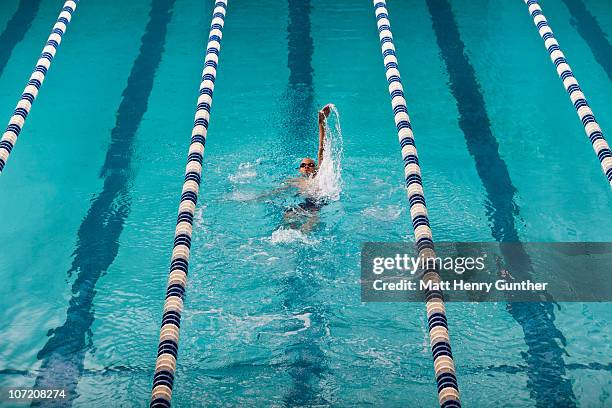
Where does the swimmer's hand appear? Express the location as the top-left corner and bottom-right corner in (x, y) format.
(318, 104), (334, 122)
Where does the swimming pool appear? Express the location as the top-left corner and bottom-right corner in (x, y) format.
(0, 0), (611, 406)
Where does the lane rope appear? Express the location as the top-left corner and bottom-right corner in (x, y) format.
(372, 2), (461, 407)
(0, 1), (78, 174)
(523, 0), (612, 187)
(149, 1), (227, 407)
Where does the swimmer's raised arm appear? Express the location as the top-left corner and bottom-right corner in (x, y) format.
(317, 104), (333, 167)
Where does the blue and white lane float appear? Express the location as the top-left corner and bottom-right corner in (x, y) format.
(0, 1), (78, 174)
(523, 0), (612, 187)
(373, 2), (461, 407)
(150, 2), (227, 407)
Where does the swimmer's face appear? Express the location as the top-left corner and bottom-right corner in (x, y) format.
(298, 158), (316, 176)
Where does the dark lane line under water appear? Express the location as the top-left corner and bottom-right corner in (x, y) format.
(282, 251), (329, 407)
(560, 0), (612, 82)
(0, 0), (42, 78)
(465, 362), (612, 375)
(31, 0), (176, 405)
(282, 1), (327, 406)
(283, 0), (316, 154)
(425, 0), (575, 406)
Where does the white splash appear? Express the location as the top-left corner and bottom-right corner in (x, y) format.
(362, 205), (404, 221)
(228, 160), (260, 183)
(194, 207), (205, 228)
(284, 312), (312, 336)
(309, 105), (344, 202)
(270, 227), (319, 245)
(226, 190), (259, 201)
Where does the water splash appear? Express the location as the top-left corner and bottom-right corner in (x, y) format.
(228, 160), (260, 183)
(285, 312), (312, 336)
(226, 191), (259, 202)
(271, 227), (319, 245)
(362, 205), (404, 221)
(309, 105), (343, 202)
(194, 207), (205, 228)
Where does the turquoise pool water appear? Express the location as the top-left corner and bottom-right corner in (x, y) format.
(0, 0), (611, 406)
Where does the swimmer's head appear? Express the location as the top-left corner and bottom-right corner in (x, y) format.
(298, 157), (316, 176)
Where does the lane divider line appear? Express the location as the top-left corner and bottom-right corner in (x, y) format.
(0, 1), (78, 174)
(372, 2), (461, 407)
(149, 1), (227, 407)
(523, 0), (612, 187)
